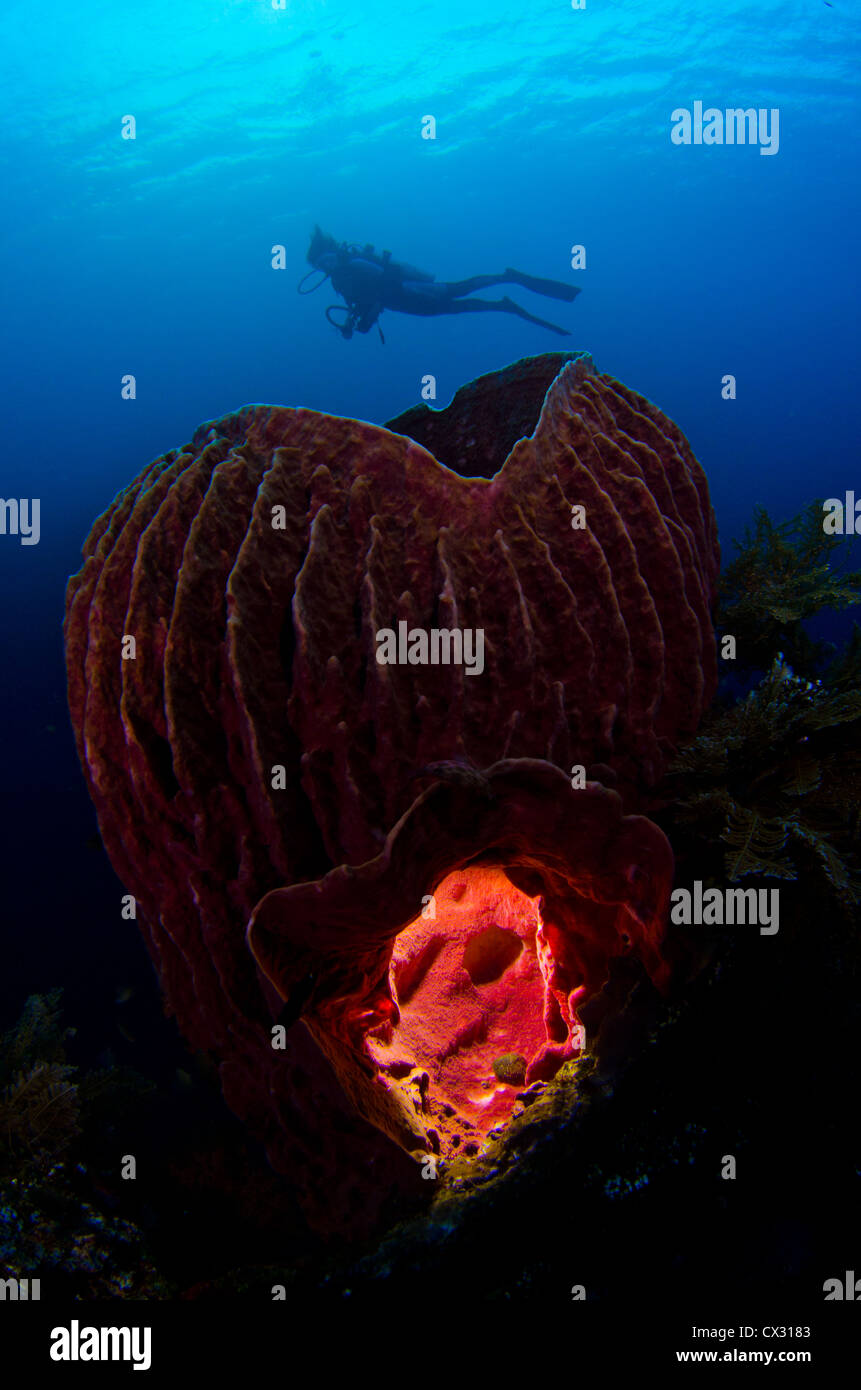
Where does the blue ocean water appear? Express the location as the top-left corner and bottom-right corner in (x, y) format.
(0, 0), (858, 1036)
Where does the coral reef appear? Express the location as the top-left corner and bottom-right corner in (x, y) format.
(64, 352), (719, 1233)
(0, 992), (80, 1176)
(665, 655), (861, 909)
(718, 501), (861, 676)
(0, 992), (170, 1298)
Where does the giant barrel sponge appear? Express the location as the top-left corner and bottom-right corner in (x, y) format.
(64, 353), (719, 1234)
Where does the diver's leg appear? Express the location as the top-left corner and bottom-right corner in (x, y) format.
(502, 269), (581, 303)
(438, 295), (572, 336)
(444, 272), (580, 303)
(444, 274), (515, 296)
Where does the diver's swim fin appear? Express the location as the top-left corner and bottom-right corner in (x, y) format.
(500, 296), (572, 336)
(505, 268), (581, 302)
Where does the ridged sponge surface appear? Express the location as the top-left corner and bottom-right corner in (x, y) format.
(64, 353), (719, 1233)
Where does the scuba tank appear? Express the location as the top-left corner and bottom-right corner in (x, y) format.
(299, 230), (404, 344)
(343, 242), (436, 284)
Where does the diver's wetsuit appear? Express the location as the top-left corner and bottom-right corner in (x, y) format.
(312, 242), (580, 338)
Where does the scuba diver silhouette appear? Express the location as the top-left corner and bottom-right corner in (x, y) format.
(299, 227), (580, 343)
